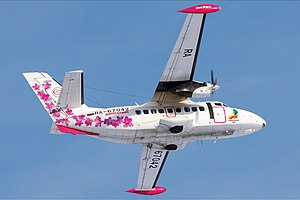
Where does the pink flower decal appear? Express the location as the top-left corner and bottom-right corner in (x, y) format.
(95, 116), (103, 127)
(65, 109), (74, 116)
(78, 115), (85, 120)
(37, 90), (45, 97)
(116, 116), (124, 123)
(42, 82), (51, 90)
(75, 119), (83, 126)
(84, 118), (93, 126)
(93, 115), (134, 128)
(41, 93), (50, 101)
(51, 109), (61, 118)
(123, 116), (133, 127)
(60, 118), (70, 126)
(32, 83), (40, 90)
(104, 117), (113, 126)
(112, 120), (120, 128)
(55, 118), (69, 125)
(110, 116), (123, 128)
(37, 90), (50, 102)
(45, 102), (55, 110)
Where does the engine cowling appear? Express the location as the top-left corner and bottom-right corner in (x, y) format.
(192, 83), (220, 98)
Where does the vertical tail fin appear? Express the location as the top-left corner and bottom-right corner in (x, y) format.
(23, 72), (64, 121)
(23, 71), (86, 125)
(24, 70), (89, 134)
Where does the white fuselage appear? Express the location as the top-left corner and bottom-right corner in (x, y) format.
(64, 100), (266, 150)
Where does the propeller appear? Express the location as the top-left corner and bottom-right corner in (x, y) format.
(210, 69), (219, 95)
(211, 69), (217, 87)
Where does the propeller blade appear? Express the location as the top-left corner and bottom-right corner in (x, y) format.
(210, 70), (214, 85)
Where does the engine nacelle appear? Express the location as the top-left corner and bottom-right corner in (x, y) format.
(192, 83), (220, 98)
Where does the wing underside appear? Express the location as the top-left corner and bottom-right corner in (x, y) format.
(126, 144), (169, 195)
(137, 144), (169, 190)
(152, 13), (207, 104)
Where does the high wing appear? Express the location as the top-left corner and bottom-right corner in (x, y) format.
(152, 4), (220, 104)
(160, 14), (205, 83)
(127, 4), (221, 196)
(126, 144), (169, 195)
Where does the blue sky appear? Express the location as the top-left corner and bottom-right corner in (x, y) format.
(1, 1), (300, 199)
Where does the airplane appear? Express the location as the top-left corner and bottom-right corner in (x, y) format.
(23, 3), (266, 195)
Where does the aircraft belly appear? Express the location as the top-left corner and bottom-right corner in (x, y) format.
(183, 123), (241, 141)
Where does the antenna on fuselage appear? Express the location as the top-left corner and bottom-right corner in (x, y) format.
(213, 137), (218, 144)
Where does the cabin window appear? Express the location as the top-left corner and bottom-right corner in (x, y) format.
(184, 107), (190, 112)
(191, 107), (197, 112)
(135, 110), (141, 115)
(223, 104), (228, 107)
(143, 110), (149, 114)
(199, 106), (205, 111)
(215, 103), (222, 106)
(158, 109), (165, 113)
(175, 107), (182, 113)
(151, 109), (157, 114)
(167, 108), (174, 113)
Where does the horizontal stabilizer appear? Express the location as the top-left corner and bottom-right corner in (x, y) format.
(50, 123), (64, 134)
(57, 70), (84, 109)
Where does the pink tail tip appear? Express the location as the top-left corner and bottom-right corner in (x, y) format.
(179, 4), (221, 14)
(126, 186), (166, 195)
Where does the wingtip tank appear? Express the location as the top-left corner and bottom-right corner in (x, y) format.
(126, 186), (166, 195)
(179, 4), (221, 14)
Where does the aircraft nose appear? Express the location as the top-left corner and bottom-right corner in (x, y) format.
(261, 119), (267, 129)
(246, 111), (266, 130)
(257, 116), (266, 129)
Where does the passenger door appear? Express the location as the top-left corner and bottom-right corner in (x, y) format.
(213, 106), (226, 123)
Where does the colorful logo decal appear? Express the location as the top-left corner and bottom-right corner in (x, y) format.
(228, 108), (238, 119)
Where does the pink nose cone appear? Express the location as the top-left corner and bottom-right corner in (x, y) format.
(179, 4), (221, 14)
(126, 186), (166, 195)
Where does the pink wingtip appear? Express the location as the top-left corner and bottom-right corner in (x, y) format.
(179, 4), (221, 14)
(126, 186), (166, 195)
